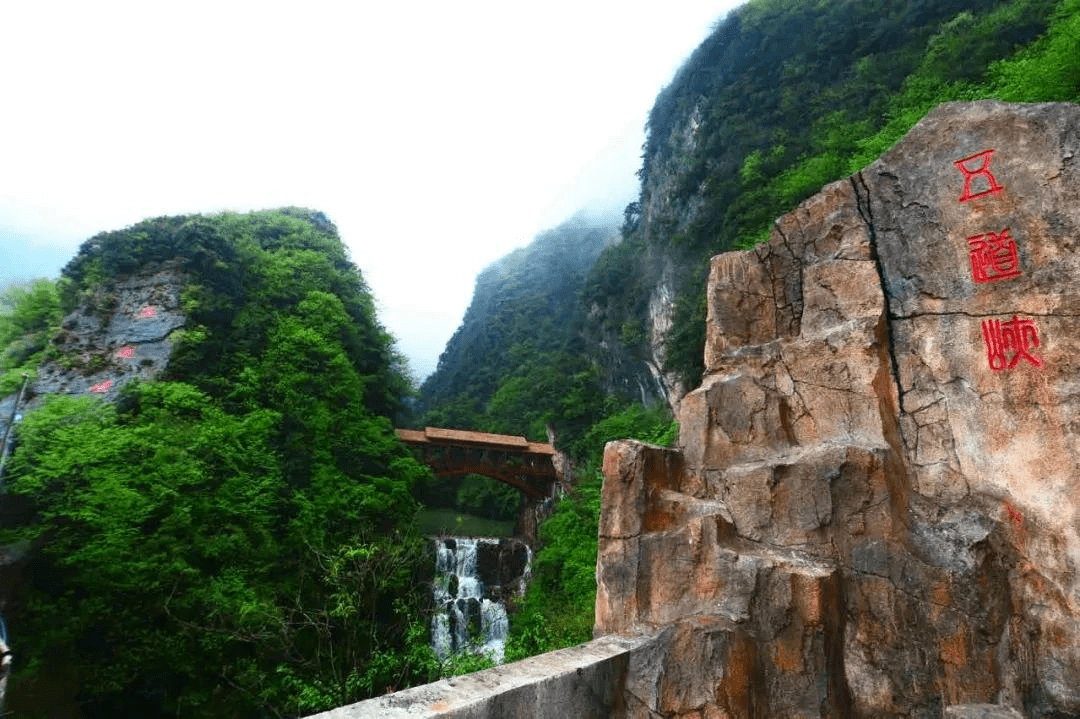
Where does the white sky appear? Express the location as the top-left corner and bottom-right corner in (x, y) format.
(0, 0), (744, 381)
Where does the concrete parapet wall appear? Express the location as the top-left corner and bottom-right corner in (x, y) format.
(305, 634), (655, 719)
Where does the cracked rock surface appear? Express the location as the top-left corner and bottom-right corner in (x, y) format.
(1, 261), (187, 424)
(596, 102), (1080, 718)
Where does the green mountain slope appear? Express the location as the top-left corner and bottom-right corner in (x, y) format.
(417, 215), (619, 444)
(593, 0), (1079, 388)
(1, 209), (443, 717)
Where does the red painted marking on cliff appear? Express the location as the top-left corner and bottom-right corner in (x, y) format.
(89, 379), (113, 393)
(982, 316), (1042, 371)
(139, 306), (157, 318)
(955, 149), (1004, 202)
(968, 228), (1021, 283)
(1005, 503), (1023, 527)
(116, 346), (135, 359)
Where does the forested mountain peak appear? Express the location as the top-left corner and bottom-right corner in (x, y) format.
(54, 208), (407, 413)
(0, 208), (439, 716)
(417, 215), (619, 442)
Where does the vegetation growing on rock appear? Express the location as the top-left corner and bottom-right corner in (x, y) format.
(4, 0), (1080, 713)
(418, 0), (1080, 667)
(2, 209), (446, 717)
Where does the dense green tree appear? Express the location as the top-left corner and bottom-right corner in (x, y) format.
(3, 209), (438, 717)
(0, 279), (62, 395)
(8, 385), (430, 716)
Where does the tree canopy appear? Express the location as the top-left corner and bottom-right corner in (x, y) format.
(3, 209), (440, 717)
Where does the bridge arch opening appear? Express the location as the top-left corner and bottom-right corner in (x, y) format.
(396, 427), (565, 544)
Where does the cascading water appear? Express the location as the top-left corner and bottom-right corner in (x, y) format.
(431, 537), (530, 664)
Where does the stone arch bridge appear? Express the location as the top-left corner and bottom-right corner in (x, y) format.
(395, 426), (568, 544)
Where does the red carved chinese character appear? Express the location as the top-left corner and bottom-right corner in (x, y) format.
(981, 316), (1042, 371)
(89, 379), (113, 393)
(139, 306), (157, 318)
(116, 346), (135, 359)
(954, 150), (1004, 202)
(968, 228), (1021, 283)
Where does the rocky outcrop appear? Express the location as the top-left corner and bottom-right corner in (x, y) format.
(35, 261), (187, 400)
(0, 261), (187, 460)
(646, 265), (688, 414)
(596, 102), (1080, 717)
(1, 261), (186, 426)
(470, 538), (533, 607)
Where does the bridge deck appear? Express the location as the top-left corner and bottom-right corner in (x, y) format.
(396, 427), (558, 499)
(396, 427), (554, 456)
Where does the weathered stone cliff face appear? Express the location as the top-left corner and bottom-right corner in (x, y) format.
(0, 262), (187, 465)
(596, 102), (1080, 718)
(1, 261), (186, 419)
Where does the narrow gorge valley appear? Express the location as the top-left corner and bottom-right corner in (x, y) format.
(2, 0), (1080, 716)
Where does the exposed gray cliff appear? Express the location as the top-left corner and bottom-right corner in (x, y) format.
(0, 260), (188, 639)
(2, 261), (186, 421)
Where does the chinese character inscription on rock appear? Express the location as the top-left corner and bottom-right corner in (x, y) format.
(982, 316), (1042, 371)
(968, 228), (1021, 283)
(89, 379), (113, 393)
(954, 149), (1004, 203)
(953, 148), (1043, 371)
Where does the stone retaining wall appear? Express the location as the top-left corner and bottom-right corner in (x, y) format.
(305, 634), (654, 719)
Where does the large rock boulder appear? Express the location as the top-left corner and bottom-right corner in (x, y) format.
(597, 101), (1080, 718)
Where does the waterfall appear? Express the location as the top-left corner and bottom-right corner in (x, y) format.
(431, 537), (530, 665)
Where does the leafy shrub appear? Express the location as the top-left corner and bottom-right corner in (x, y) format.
(4, 210), (432, 717)
(0, 278), (62, 392)
(506, 403), (676, 660)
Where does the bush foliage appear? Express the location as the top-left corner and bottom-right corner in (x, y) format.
(4, 209), (441, 717)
